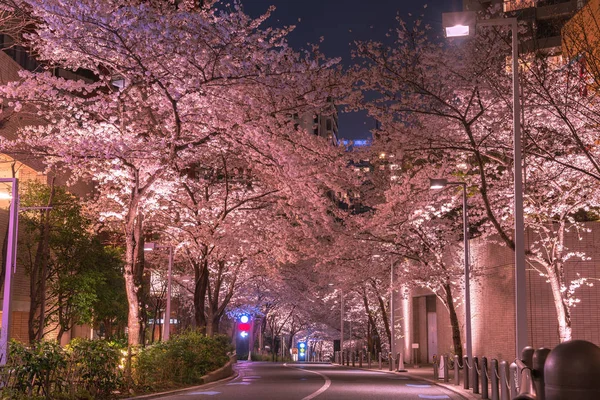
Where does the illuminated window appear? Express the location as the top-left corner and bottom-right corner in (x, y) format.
(503, 0), (535, 12)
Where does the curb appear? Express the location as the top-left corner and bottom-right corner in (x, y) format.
(126, 358), (238, 399)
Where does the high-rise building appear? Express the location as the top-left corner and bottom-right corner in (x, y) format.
(463, 0), (588, 53)
(294, 97), (339, 147)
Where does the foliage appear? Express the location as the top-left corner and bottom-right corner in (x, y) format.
(133, 331), (232, 390)
(1, 339), (124, 399)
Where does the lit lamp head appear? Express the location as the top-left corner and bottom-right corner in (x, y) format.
(442, 11), (477, 38)
(144, 242), (157, 251)
(429, 178), (448, 190)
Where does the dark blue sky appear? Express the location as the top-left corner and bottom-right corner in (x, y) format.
(240, 0), (464, 140)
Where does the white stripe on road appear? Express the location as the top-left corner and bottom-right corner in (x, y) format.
(285, 364), (332, 400)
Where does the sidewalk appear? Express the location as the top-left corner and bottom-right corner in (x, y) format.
(340, 361), (480, 400)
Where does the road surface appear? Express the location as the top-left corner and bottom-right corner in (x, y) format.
(153, 361), (467, 400)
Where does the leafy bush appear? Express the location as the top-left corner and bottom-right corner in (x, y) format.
(1, 339), (124, 400)
(133, 331), (232, 390)
(65, 338), (124, 398)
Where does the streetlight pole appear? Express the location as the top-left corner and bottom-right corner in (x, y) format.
(340, 289), (344, 358)
(0, 178), (18, 366)
(390, 260), (395, 368)
(430, 179), (472, 363)
(164, 246), (173, 341)
(442, 12), (528, 358)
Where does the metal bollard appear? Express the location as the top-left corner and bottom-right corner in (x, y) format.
(443, 355), (449, 383)
(473, 356), (480, 394)
(368, 352), (371, 369)
(463, 355), (470, 390)
(545, 340), (600, 400)
(454, 355), (461, 386)
(490, 359), (499, 400)
(499, 360), (510, 400)
(433, 355), (439, 380)
(510, 361), (519, 399)
(532, 347), (550, 400)
(481, 357), (489, 399)
(379, 352), (382, 370)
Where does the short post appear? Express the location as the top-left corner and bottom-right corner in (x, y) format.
(443, 355), (449, 383)
(389, 352), (393, 371)
(359, 350), (363, 368)
(433, 355), (439, 380)
(463, 355), (470, 390)
(481, 357), (489, 399)
(454, 355), (461, 386)
(499, 361), (510, 400)
(352, 351), (355, 367)
(544, 340), (600, 400)
(368, 351), (372, 368)
(491, 359), (499, 400)
(473, 356), (480, 394)
(510, 361), (519, 399)
(532, 347), (550, 400)
(346, 350), (350, 366)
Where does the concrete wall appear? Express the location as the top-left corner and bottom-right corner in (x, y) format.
(402, 222), (600, 362)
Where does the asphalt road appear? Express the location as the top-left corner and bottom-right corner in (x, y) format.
(153, 361), (467, 400)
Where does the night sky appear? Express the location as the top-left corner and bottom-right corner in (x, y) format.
(239, 0), (464, 140)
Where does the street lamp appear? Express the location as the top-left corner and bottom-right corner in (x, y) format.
(0, 178), (18, 366)
(144, 242), (174, 341)
(429, 178), (472, 365)
(442, 11), (528, 358)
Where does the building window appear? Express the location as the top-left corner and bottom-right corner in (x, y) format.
(503, 0), (535, 12)
(326, 119), (332, 131)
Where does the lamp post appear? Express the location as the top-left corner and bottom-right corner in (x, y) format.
(144, 242), (174, 341)
(430, 178), (472, 364)
(0, 178), (18, 366)
(442, 11), (528, 358)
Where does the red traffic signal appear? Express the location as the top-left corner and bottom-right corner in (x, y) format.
(238, 315), (251, 337)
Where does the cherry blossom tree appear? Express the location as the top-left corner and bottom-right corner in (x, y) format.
(0, 0), (344, 345)
(349, 15), (600, 345)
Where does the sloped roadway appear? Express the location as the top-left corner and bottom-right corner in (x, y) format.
(153, 361), (467, 400)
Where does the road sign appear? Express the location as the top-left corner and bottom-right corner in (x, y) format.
(292, 348), (298, 354)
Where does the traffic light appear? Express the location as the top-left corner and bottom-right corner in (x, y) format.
(297, 341), (307, 361)
(238, 315), (251, 338)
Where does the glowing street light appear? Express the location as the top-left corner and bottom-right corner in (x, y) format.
(442, 10), (528, 359)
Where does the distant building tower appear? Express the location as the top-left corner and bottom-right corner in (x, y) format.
(463, 0), (588, 53)
(294, 97), (339, 146)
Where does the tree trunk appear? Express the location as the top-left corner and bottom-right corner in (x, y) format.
(548, 265), (572, 342)
(124, 208), (145, 346)
(443, 283), (463, 359)
(193, 258), (209, 331)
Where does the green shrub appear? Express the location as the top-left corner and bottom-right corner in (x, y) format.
(65, 338), (124, 398)
(133, 331), (232, 390)
(1, 339), (125, 400)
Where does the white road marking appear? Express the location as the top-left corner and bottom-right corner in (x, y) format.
(406, 384), (432, 388)
(286, 365), (332, 400)
(227, 382), (251, 385)
(185, 391), (220, 396)
(418, 395), (450, 399)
